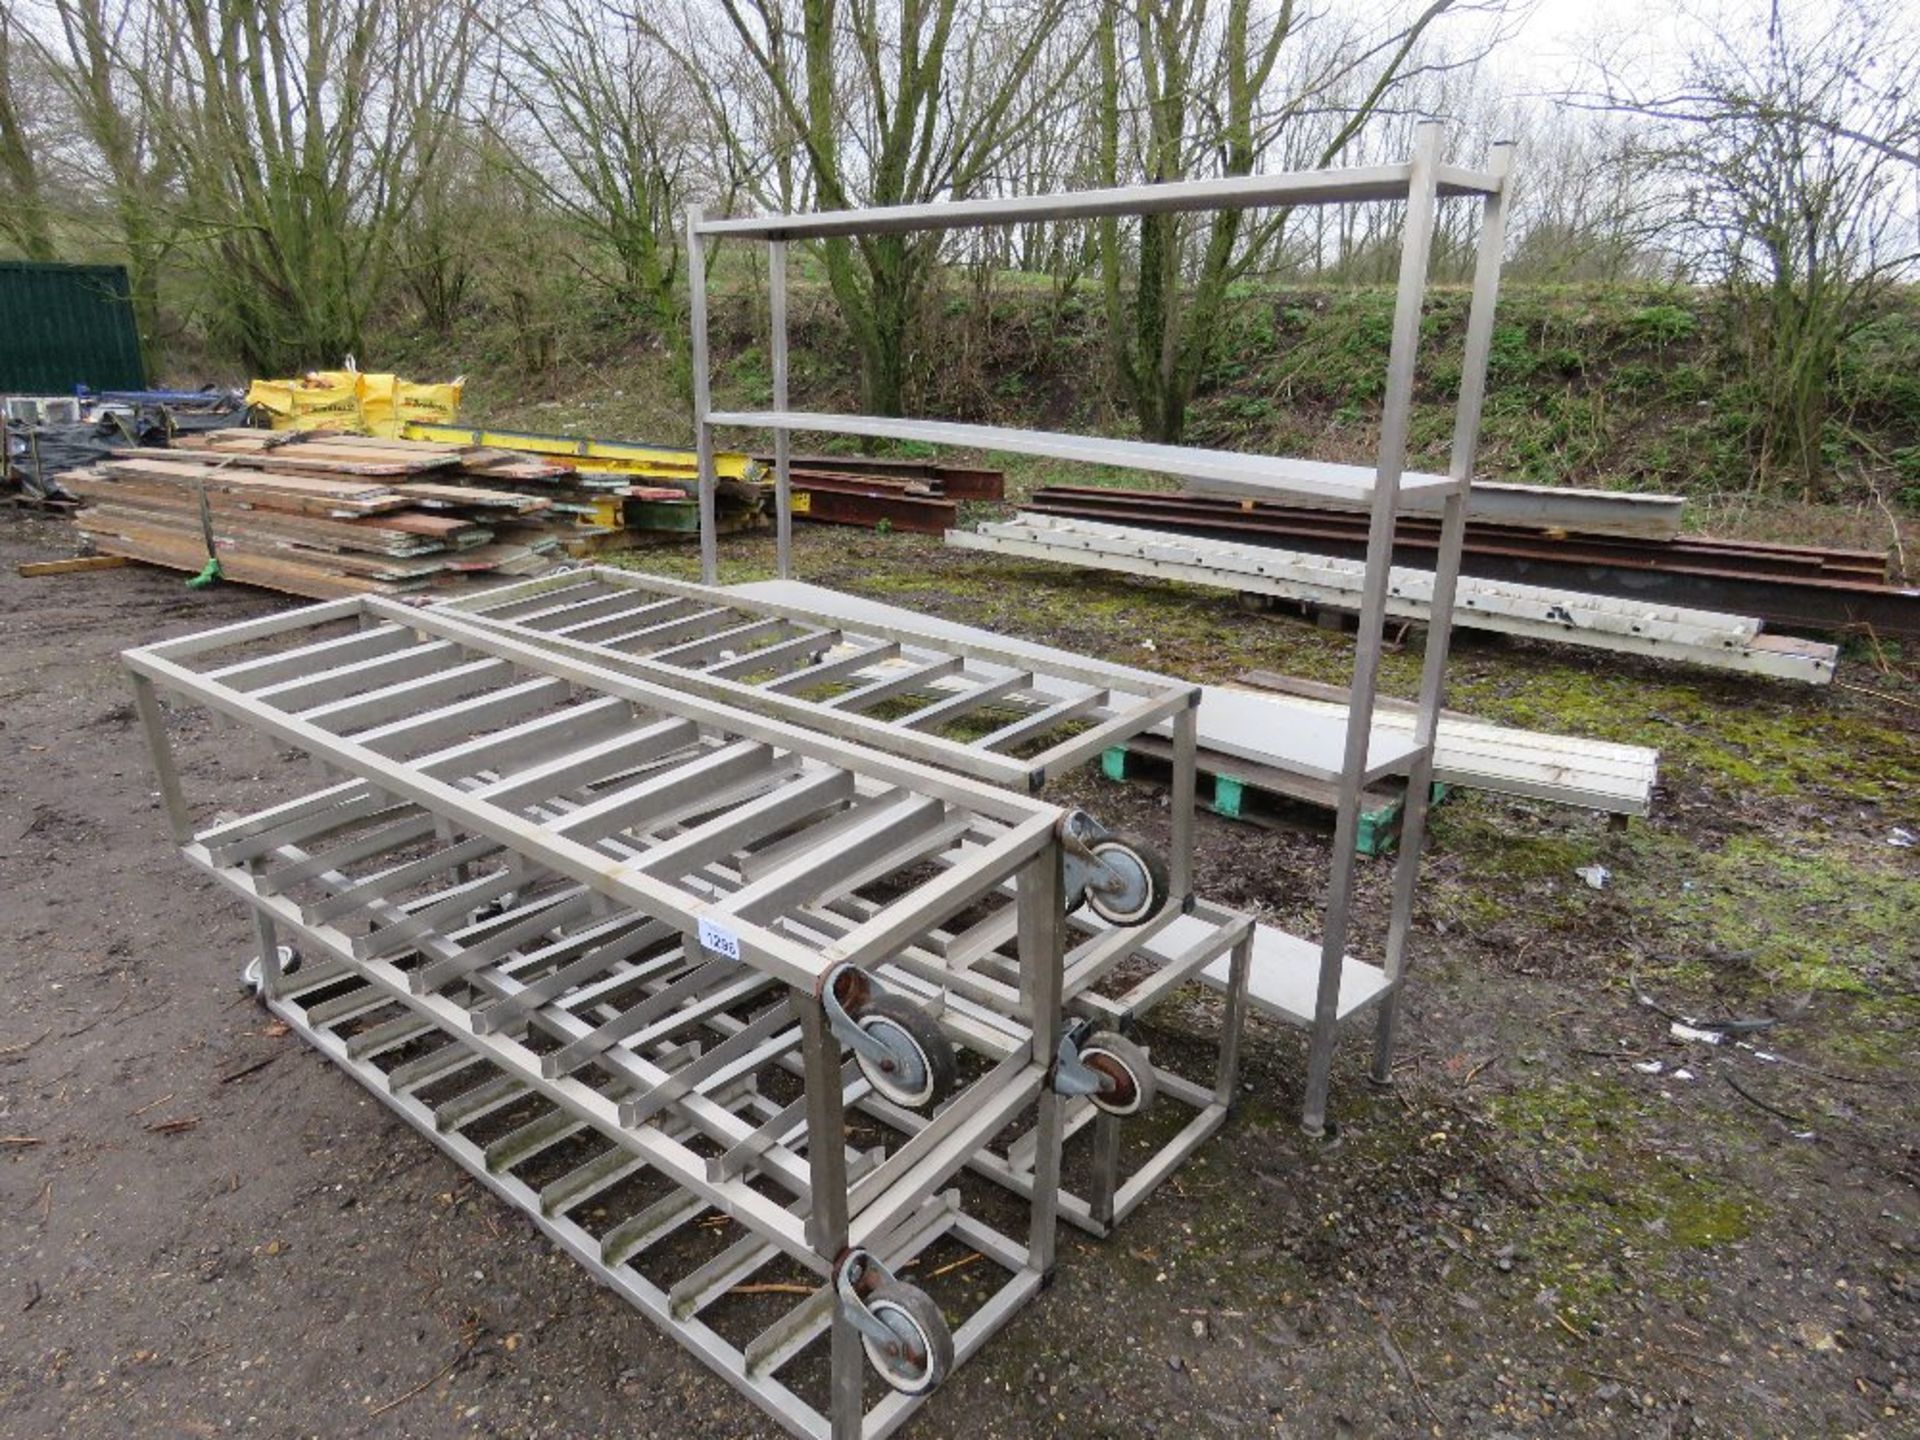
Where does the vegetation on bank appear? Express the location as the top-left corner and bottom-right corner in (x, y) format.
(368, 278), (1920, 527)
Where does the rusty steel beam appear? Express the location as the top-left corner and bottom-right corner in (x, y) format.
(1020, 485), (1916, 639)
(788, 474), (958, 533)
(761, 453), (1005, 501)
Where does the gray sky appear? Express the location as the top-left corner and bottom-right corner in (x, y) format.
(1479, 0), (1718, 93)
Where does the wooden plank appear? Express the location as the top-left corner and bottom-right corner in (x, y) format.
(118, 444), (457, 479)
(75, 506), (432, 582)
(392, 481), (551, 512)
(1111, 733), (1415, 855)
(68, 484), (485, 558)
(93, 457), (408, 513)
(77, 520), (400, 599)
(17, 555), (131, 577)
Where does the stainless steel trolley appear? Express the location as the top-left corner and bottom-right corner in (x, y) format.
(126, 595), (1251, 1438)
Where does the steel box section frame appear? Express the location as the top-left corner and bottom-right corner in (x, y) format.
(671, 123), (1510, 1137)
(190, 857), (826, 1262)
(126, 597), (1062, 995)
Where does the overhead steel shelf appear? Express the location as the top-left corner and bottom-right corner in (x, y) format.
(694, 162), (1502, 240)
(706, 410), (1458, 505)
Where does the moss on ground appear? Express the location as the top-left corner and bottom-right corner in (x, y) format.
(1485, 1080), (1764, 1324)
(1614, 828), (1917, 999)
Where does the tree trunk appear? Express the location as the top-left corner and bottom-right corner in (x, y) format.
(0, 51), (55, 259)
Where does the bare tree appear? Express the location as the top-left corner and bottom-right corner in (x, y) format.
(699, 0), (1086, 416)
(391, 118), (497, 334)
(1577, 0), (1920, 485)
(0, 2), (57, 260)
(149, 0), (483, 371)
(1501, 105), (1670, 283)
(489, 0), (695, 386)
(36, 0), (180, 356)
(1095, 0), (1503, 443)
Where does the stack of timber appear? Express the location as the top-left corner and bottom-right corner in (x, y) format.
(949, 513), (1841, 684)
(1022, 483), (1918, 640)
(399, 421), (769, 539)
(400, 419), (1003, 535)
(67, 431), (587, 599)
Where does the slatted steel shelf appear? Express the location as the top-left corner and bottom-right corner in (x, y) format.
(434, 568), (1200, 791)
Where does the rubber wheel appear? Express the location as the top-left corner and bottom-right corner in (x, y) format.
(1080, 1030), (1157, 1116)
(240, 945), (301, 1002)
(860, 1281), (954, 1395)
(853, 994), (958, 1110)
(1082, 833), (1170, 927)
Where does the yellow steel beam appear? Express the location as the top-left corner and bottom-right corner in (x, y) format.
(400, 421), (763, 483)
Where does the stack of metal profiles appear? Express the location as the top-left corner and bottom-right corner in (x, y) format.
(124, 595), (1252, 1438)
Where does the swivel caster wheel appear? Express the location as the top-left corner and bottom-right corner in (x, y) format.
(1071, 829), (1170, 927)
(824, 967), (958, 1111)
(853, 993), (958, 1109)
(836, 1250), (955, 1396)
(240, 945), (301, 1002)
(1078, 1030), (1157, 1116)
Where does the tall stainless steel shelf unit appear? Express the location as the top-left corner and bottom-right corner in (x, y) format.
(685, 121), (1515, 1135)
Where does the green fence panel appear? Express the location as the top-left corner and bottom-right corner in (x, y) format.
(0, 262), (146, 393)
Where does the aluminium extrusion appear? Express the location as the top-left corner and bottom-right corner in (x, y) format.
(949, 515), (1840, 686)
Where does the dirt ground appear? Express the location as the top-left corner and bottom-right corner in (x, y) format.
(1, 509), (1914, 1439)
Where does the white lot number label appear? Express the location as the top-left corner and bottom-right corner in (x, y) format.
(697, 917), (742, 962)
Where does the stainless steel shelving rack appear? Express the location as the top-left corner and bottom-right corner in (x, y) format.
(684, 121), (1514, 1134)
(126, 595), (1252, 1438)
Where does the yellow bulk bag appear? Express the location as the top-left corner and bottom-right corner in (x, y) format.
(393, 378), (464, 428)
(245, 372), (363, 432)
(357, 372), (400, 436)
(244, 368), (461, 434)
